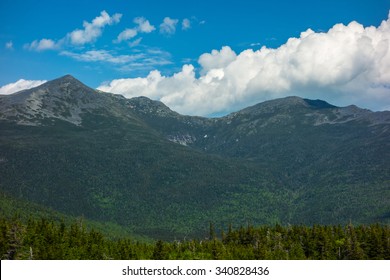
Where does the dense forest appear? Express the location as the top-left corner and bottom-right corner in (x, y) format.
(1, 217), (389, 260)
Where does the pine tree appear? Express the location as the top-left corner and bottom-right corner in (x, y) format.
(152, 240), (166, 259)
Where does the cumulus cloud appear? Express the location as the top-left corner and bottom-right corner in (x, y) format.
(198, 46), (237, 74)
(25, 38), (60, 51)
(159, 17), (179, 35)
(98, 13), (390, 115)
(0, 79), (47, 95)
(69, 10), (122, 45)
(134, 17), (155, 33)
(98, 70), (164, 99)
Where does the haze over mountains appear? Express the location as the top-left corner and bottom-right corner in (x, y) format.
(0, 75), (389, 239)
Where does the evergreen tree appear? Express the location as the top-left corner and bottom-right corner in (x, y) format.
(152, 240), (166, 259)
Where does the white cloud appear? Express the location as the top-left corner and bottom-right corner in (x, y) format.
(98, 70), (164, 99)
(198, 46), (237, 74)
(25, 38), (60, 51)
(68, 10), (122, 45)
(26, 11), (122, 51)
(134, 17), (155, 33)
(115, 17), (155, 43)
(159, 17), (179, 35)
(115, 48), (173, 73)
(129, 38), (142, 47)
(98, 12), (390, 116)
(5, 41), (13, 50)
(61, 48), (172, 73)
(182, 18), (191, 30)
(60, 50), (143, 64)
(115, 28), (138, 43)
(0, 79), (47, 95)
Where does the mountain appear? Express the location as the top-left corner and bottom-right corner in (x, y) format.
(0, 75), (142, 126)
(0, 75), (389, 239)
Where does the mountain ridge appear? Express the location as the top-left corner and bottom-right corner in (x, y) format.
(0, 75), (389, 239)
(2, 75), (389, 126)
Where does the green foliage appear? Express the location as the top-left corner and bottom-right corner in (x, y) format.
(0, 192), (154, 244)
(1, 217), (389, 260)
(0, 120), (290, 239)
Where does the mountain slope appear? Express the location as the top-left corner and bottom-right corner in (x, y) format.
(130, 95), (390, 225)
(0, 75), (389, 239)
(0, 76), (283, 239)
(129, 94), (390, 185)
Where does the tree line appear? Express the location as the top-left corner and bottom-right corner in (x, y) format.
(1, 217), (389, 260)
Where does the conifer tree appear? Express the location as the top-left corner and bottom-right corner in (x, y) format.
(152, 240), (166, 259)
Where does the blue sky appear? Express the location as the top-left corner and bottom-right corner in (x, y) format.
(1, 0), (390, 115)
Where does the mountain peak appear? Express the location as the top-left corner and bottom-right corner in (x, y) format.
(58, 74), (82, 84)
(262, 96), (337, 109)
(303, 98), (337, 109)
(57, 74), (77, 81)
(0, 75), (106, 126)
(62, 74), (76, 79)
(233, 96), (311, 116)
(43, 75), (92, 91)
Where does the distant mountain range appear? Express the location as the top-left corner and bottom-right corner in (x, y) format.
(0, 75), (389, 239)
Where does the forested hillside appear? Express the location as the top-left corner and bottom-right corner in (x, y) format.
(1, 217), (389, 260)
